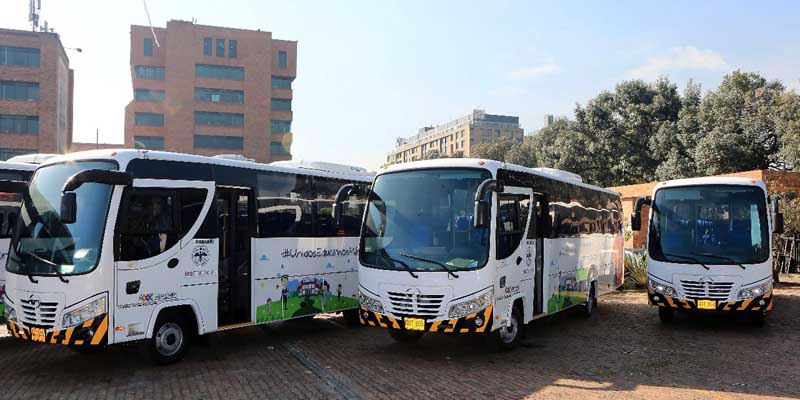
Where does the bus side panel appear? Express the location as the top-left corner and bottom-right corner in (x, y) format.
(251, 237), (359, 323)
(0, 237), (8, 317)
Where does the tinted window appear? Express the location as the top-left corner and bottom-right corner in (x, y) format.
(194, 111), (243, 127)
(0, 114), (38, 134)
(496, 195), (529, 259)
(133, 89), (165, 102)
(271, 119), (291, 134)
(180, 189), (207, 237)
(134, 66), (165, 80)
(256, 172), (313, 237)
(203, 38), (212, 56)
(194, 87), (243, 103)
(117, 189), (178, 261)
(278, 51), (287, 68)
(314, 177), (366, 237)
(0, 81), (39, 101)
(271, 98), (291, 111)
(272, 76), (292, 89)
(229, 40), (238, 58)
(270, 142), (290, 155)
(216, 38), (225, 57)
(135, 112), (164, 126)
(194, 135), (243, 150)
(0, 46), (40, 67)
(133, 136), (164, 150)
(195, 64), (244, 80)
(143, 38), (153, 56)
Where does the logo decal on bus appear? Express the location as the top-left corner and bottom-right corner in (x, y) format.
(192, 245), (210, 267)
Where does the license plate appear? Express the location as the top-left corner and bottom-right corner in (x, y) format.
(404, 318), (425, 331)
(30, 327), (46, 342)
(697, 299), (717, 310)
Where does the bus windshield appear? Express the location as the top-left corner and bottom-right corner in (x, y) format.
(360, 168), (491, 272)
(648, 185), (770, 265)
(7, 161), (116, 276)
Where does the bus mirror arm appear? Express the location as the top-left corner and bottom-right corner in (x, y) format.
(630, 196), (651, 231)
(474, 179), (504, 228)
(332, 183), (368, 227)
(770, 194), (784, 234)
(60, 170), (133, 224)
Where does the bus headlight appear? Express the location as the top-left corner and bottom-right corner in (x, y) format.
(358, 291), (384, 314)
(62, 297), (106, 328)
(4, 304), (16, 322)
(648, 279), (677, 298)
(449, 289), (493, 319)
(737, 281), (772, 300)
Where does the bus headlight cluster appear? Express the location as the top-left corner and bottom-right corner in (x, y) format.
(358, 291), (384, 314)
(449, 289), (492, 319)
(62, 297), (106, 329)
(648, 279), (677, 298)
(737, 281), (772, 300)
(4, 304), (16, 322)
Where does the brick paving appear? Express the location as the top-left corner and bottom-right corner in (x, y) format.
(1, 277), (799, 399)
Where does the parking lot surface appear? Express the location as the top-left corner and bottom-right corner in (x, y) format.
(1, 277), (798, 400)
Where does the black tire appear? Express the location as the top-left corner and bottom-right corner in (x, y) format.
(149, 313), (190, 365)
(342, 309), (361, 328)
(494, 306), (522, 351)
(388, 329), (424, 344)
(658, 306), (674, 324)
(580, 284), (596, 318)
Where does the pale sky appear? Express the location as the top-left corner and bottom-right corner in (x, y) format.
(2, 0), (799, 170)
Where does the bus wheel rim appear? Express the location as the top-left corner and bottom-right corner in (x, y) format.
(499, 314), (518, 343)
(155, 323), (184, 357)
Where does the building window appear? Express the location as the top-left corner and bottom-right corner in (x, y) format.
(271, 98), (291, 111)
(270, 142), (291, 156)
(134, 112), (164, 126)
(0, 115), (38, 134)
(194, 134), (243, 149)
(271, 120), (291, 134)
(278, 51), (287, 68)
(195, 64), (244, 80)
(194, 111), (244, 127)
(0, 81), (39, 101)
(203, 37), (212, 56)
(134, 66), (165, 80)
(143, 38), (153, 56)
(133, 136), (165, 150)
(229, 40), (237, 58)
(216, 38), (225, 57)
(0, 148), (35, 161)
(271, 76), (292, 89)
(194, 87), (244, 103)
(0, 46), (40, 67)
(133, 89), (165, 102)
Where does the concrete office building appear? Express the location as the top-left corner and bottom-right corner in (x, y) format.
(386, 109), (524, 165)
(124, 20), (296, 163)
(0, 28), (73, 160)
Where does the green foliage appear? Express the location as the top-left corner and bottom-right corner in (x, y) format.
(470, 139), (516, 162)
(624, 252), (648, 289)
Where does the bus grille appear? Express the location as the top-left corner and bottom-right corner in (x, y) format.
(679, 280), (734, 300)
(386, 291), (445, 318)
(19, 299), (59, 328)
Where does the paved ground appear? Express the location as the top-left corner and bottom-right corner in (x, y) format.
(1, 277), (799, 399)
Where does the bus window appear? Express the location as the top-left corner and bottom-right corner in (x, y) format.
(313, 177), (367, 237)
(117, 189), (179, 261)
(179, 188), (208, 237)
(496, 195), (529, 259)
(256, 172), (313, 237)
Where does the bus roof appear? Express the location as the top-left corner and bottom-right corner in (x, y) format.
(655, 176), (767, 192)
(0, 161), (38, 172)
(39, 149), (374, 182)
(380, 158), (620, 196)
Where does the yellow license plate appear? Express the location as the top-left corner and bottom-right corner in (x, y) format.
(30, 327), (46, 342)
(404, 318), (425, 331)
(697, 299), (717, 310)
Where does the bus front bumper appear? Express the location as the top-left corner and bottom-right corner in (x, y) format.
(6, 314), (108, 346)
(359, 305), (493, 334)
(648, 289), (773, 312)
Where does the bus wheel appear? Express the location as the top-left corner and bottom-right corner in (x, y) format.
(494, 306), (522, 351)
(388, 329), (424, 344)
(580, 284), (596, 318)
(342, 309), (361, 328)
(149, 314), (190, 365)
(658, 307), (674, 324)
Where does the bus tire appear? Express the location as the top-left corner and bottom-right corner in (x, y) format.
(494, 306), (522, 351)
(388, 329), (424, 344)
(580, 283), (596, 318)
(342, 309), (361, 328)
(149, 312), (190, 365)
(658, 306), (674, 324)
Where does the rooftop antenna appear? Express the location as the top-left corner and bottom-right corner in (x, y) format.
(142, 0), (161, 48)
(28, 0), (41, 31)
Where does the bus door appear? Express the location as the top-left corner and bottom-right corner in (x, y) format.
(216, 187), (254, 327)
(494, 187), (533, 322)
(531, 194), (546, 316)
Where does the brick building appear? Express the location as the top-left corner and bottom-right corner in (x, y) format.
(609, 170), (800, 248)
(0, 28), (73, 160)
(124, 20), (296, 163)
(386, 109), (524, 165)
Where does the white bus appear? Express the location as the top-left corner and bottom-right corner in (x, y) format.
(350, 159), (624, 350)
(4, 150), (372, 363)
(631, 177), (782, 324)
(0, 161), (37, 317)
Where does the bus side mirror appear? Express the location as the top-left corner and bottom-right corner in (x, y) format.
(61, 192), (77, 224)
(332, 183), (368, 227)
(630, 196), (651, 231)
(770, 195), (784, 234)
(473, 179), (503, 229)
(475, 200), (490, 228)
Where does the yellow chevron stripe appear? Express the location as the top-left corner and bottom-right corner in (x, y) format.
(73, 340), (84, 346)
(50, 330), (60, 344)
(459, 328), (469, 333)
(389, 317), (400, 329)
(475, 306), (492, 333)
(91, 316), (108, 345)
(8, 321), (19, 338)
(444, 319), (457, 333)
(665, 296), (676, 308)
(82, 318), (94, 328)
(62, 326), (75, 344)
(738, 299), (753, 311)
(376, 314), (387, 328)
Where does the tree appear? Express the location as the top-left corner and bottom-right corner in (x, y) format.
(423, 149), (442, 160)
(470, 139), (516, 162)
(505, 140), (538, 167)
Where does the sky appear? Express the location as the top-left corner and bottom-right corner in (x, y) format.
(2, 1), (799, 170)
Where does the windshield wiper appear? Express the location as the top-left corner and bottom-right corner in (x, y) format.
(662, 252), (710, 270)
(24, 251), (69, 283)
(7, 252), (38, 284)
(370, 251), (418, 279)
(399, 253), (459, 279)
(690, 252), (747, 270)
